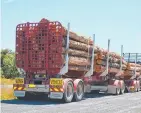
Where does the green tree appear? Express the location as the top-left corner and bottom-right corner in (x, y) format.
(0, 67), (4, 76)
(1, 49), (13, 67)
(1, 49), (19, 78)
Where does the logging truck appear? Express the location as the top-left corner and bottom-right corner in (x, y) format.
(13, 19), (141, 103)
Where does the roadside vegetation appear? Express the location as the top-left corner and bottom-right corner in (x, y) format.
(0, 87), (16, 100)
(1, 49), (19, 79)
(0, 49), (19, 100)
(0, 77), (16, 100)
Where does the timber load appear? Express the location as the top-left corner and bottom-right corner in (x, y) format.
(124, 63), (141, 77)
(16, 18), (133, 76)
(94, 48), (127, 74)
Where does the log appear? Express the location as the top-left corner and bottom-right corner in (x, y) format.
(126, 67), (141, 72)
(68, 65), (90, 71)
(128, 63), (141, 67)
(94, 65), (106, 72)
(109, 63), (126, 70)
(109, 52), (121, 59)
(96, 53), (127, 66)
(62, 48), (90, 58)
(124, 70), (140, 76)
(95, 58), (127, 70)
(109, 58), (120, 63)
(62, 47), (98, 58)
(63, 39), (89, 51)
(110, 68), (123, 74)
(109, 63), (120, 68)
(122, 65), (127, 70)
(63, 38), (99, 53)
(52, 55), (91, 71)
(95, 59), (106, 66)
(61, 55), (90, 66)
(64, 30), (92, 45)
(68, 56), (90, 66)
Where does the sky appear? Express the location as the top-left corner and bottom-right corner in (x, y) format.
(1, 0), (141, 54)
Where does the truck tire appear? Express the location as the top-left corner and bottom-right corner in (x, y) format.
(120, 82), (125, 94)
(136, 81), (140, 92)
(74, 81), (84, 101)
(116, 87), (120, 95)
(120, 87), (125, 94)
(63, 81), (74, 103)
(137, 88), (139, 92)
(135, 85), (138, 92)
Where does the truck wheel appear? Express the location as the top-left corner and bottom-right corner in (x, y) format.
(137, 88), (139, 92)
(63, 81), (74, 103)
(74, 81), (84, 101)
(124, 87), (128, 93)
(120, 83), (125, 94)
(135, 86), (138, 92)
(136, 83), (139, 92)
(116, 88), (120, 95)
(120, 88), (125, 94)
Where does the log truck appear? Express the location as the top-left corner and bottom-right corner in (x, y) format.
(13, 20), (141, 103)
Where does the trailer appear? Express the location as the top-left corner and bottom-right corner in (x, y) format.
(85, 52), (141, 95)
(13, 20), (141, 103)
(83, 44), (126, 95)
(123, 53), (141, 92)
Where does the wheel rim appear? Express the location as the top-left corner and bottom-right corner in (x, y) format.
(67, 83), (73, 97)
(77, 82), (83, 96)
(121, 85), (125, 94)
(121, 88), (125, 93)
(117, 88), (120, 94)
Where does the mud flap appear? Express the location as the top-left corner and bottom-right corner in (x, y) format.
(49, 92), (63, 99)
(14, 91), (25, 97)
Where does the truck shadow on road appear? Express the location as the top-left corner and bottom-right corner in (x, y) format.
(1, 93), (109, 105)
(1, 99), (64, 105)
(1, 96), (64, 105)
(83, 92), (110, 100)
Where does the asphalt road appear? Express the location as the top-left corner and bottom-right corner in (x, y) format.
(1, 92), (141, 113)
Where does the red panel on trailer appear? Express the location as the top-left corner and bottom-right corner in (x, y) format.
(16, 19), (65, 76)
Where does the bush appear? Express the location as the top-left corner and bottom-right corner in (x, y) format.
(0, 67), (4, 77)
(1, 49), (19, 79)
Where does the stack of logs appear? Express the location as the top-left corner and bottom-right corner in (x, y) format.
(17, 18), (140, 78)
(62, 31), (128, 74)
(62, 31), (93, 72)
(94, 48), (127, 73)
(124, 63), (141, 77)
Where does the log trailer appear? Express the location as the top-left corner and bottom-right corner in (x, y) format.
(13, 20), (141, 103)
(87, 52), (141, 95)
(123, 53), (141, 92)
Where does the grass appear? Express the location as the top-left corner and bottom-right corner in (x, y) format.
(0, 77), (16, 100)
(0, 77), (15, 85)
(0, 88), (16, 100)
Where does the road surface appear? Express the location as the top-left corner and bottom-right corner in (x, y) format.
(1, 92), (141, 113)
